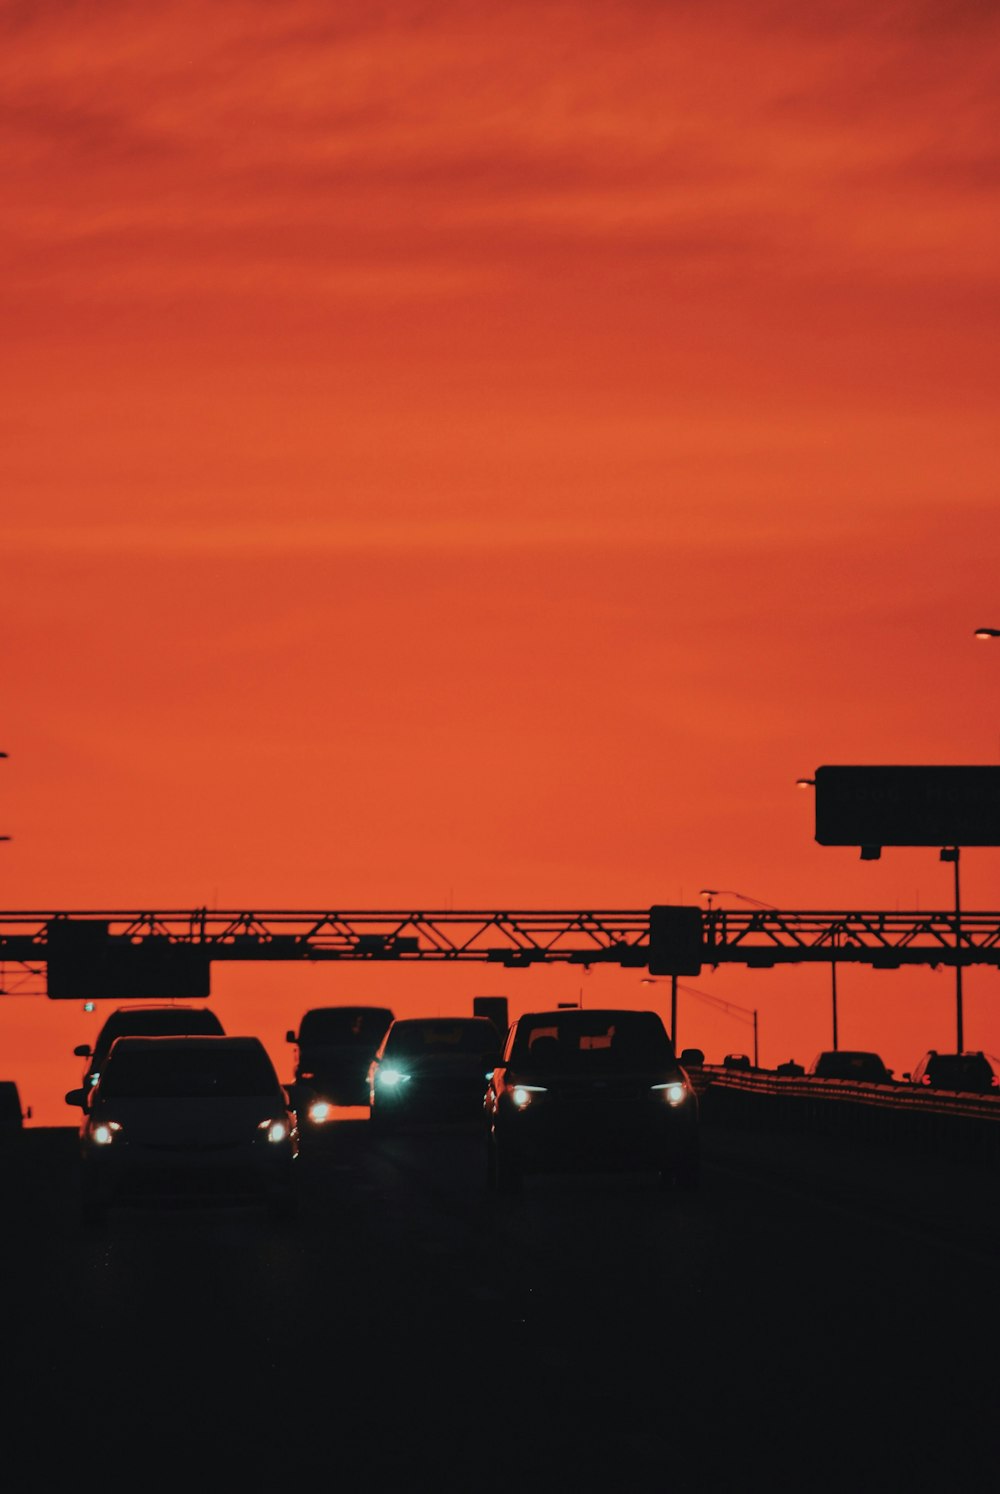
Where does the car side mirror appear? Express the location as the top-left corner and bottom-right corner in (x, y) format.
(286, 1030), (296, 1043)
(65, 1088), (88, 1108)
(73, 1044), (92, 1058)
(902, 1072), (911, 1081)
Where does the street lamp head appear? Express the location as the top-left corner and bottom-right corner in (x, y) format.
(974, 627), (1000, 640)
(795, 777), (815, 789)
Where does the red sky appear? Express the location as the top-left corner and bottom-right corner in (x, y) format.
(3, 0), (999, 1122)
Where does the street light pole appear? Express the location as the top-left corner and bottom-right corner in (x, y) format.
(941, 846), (963, 1051)
(640, 976), (680, 1050)
(671, 974), (678, 1050)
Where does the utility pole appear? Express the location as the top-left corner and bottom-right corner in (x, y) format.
(941, 846), (963, 1050)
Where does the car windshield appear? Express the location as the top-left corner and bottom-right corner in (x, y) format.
(95, 1009), (223, 1061)
(99, 1046), (281, 1099)
(813, 1052), (887, 1080)
(299, 1008), (393, 1044)
(384, 1020), (500, 1057)
(512, 1013), (674, 1072)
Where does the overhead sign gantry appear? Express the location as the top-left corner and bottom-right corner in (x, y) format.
(1, 905), (1000, 998)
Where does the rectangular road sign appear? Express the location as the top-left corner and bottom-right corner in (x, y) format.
(814, 765), (1000, 848)
(46, 920), (211, 999)
(648, 905), (704, 976)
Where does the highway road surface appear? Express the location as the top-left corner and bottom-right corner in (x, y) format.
(3, 1112), (997, 1489)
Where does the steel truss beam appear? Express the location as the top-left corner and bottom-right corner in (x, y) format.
(0, 907), (998, 992)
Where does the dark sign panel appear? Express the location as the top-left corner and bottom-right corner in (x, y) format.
(814, 766), (1000, 848)
(647, 905), (704, 976)
(46, 920), (211, 999)
(473, 995), (509, 1037)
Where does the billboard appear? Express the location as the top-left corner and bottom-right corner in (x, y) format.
(814, 766), (1000, 848)
(45, 920), (211, 1000)
(647, 905), (704, 976)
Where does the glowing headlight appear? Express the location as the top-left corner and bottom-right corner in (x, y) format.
(89, 1073), (100, 1087)
(377, 1067), (410, 1088)
(258, 1119), (290, 1143)
(91, 1120), (122, 1146)
(308, 1100), (333, 1124)
(651, 1081), (688, 1107)
(510, 1085), (547, 1109)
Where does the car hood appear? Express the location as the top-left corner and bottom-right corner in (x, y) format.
(380, 1053), (495, 1077)
(91, 1096), (286, 1145)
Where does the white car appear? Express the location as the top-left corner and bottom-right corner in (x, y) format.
(67, 1035), (298, 1223)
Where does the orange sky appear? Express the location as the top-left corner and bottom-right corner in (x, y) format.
(3, 1), (1000, 1122)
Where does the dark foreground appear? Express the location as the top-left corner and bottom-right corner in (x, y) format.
(3, 1113), (998, 1489)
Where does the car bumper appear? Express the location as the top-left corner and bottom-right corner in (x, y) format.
(83, 1143), (295, 1202)
(495, 1103), (698, 1172)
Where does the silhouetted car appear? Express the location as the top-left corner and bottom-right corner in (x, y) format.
(368, 1017), (502, 1132)
(484, 1008), (700, 1193)
(808, 1050), (893, 1083)
(0, 1081), (29, 1137)
(904, 1050), (1000, 1095)
(66, 1035), (298, 1223)
(73, 1003), (225, 1102)
(679, 1048), (705, 1069)
(775, 1059), (805, 1077)
(287, 1004), (394, 1122)
(722, 1053), (752, 1071)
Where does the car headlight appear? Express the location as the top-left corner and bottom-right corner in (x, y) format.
(90, 1120), (122, 1146)
(258, 1119), (291, 1144)
(307, 1100), (334, 1124)
(377, 1067), (411, 1088)
(650, 1081), (689, 1107)
(510, 1085), (547, 1110)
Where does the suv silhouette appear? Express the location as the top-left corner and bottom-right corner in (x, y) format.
(72, 1004), (225, 1103)
(485, 1008), (700, 1193)
(808, 1051), (893, 1083)
(287, 1005), (394, 1120)
(906, 1051), (1000, 1094)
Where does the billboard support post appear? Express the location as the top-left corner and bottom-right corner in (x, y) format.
(941, 847), (963, 1051)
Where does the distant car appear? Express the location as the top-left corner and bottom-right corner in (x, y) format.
(72, 1004), (226, 1102)
(368, 1017), (502, 1132)
(0, 1081), (29, 1138)
(66, 1035), (298, 1223)
(679, 1048), (705, 1068)
(808, 1051), (893, 1083)
(775, 1059), (805, 1077)
(287, 1005), (394, 1122)
(484, 1008), (700, 1193)
(905, 1050), (1000, 1095)
(722, 1053), (752, 1071)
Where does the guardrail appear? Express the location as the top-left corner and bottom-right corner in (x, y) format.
(690, 1065), (1000, 1162)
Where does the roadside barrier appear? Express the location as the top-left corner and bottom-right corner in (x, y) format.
(690, 1065), (1000, 1162)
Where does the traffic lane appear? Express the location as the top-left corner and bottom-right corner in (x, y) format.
(297, 1119), (1000, 1482)
(3, 1122), (997, 1486)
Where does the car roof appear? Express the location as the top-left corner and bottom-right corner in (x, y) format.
(96, 1004), (220, 1027)
(815, 1049), (884, 1060)
(515, 1008), (658, 1023)
(389, 1016), (497, 1029)
(302, 1004), (394, 1016)
(107, 1035), (263, 1054)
